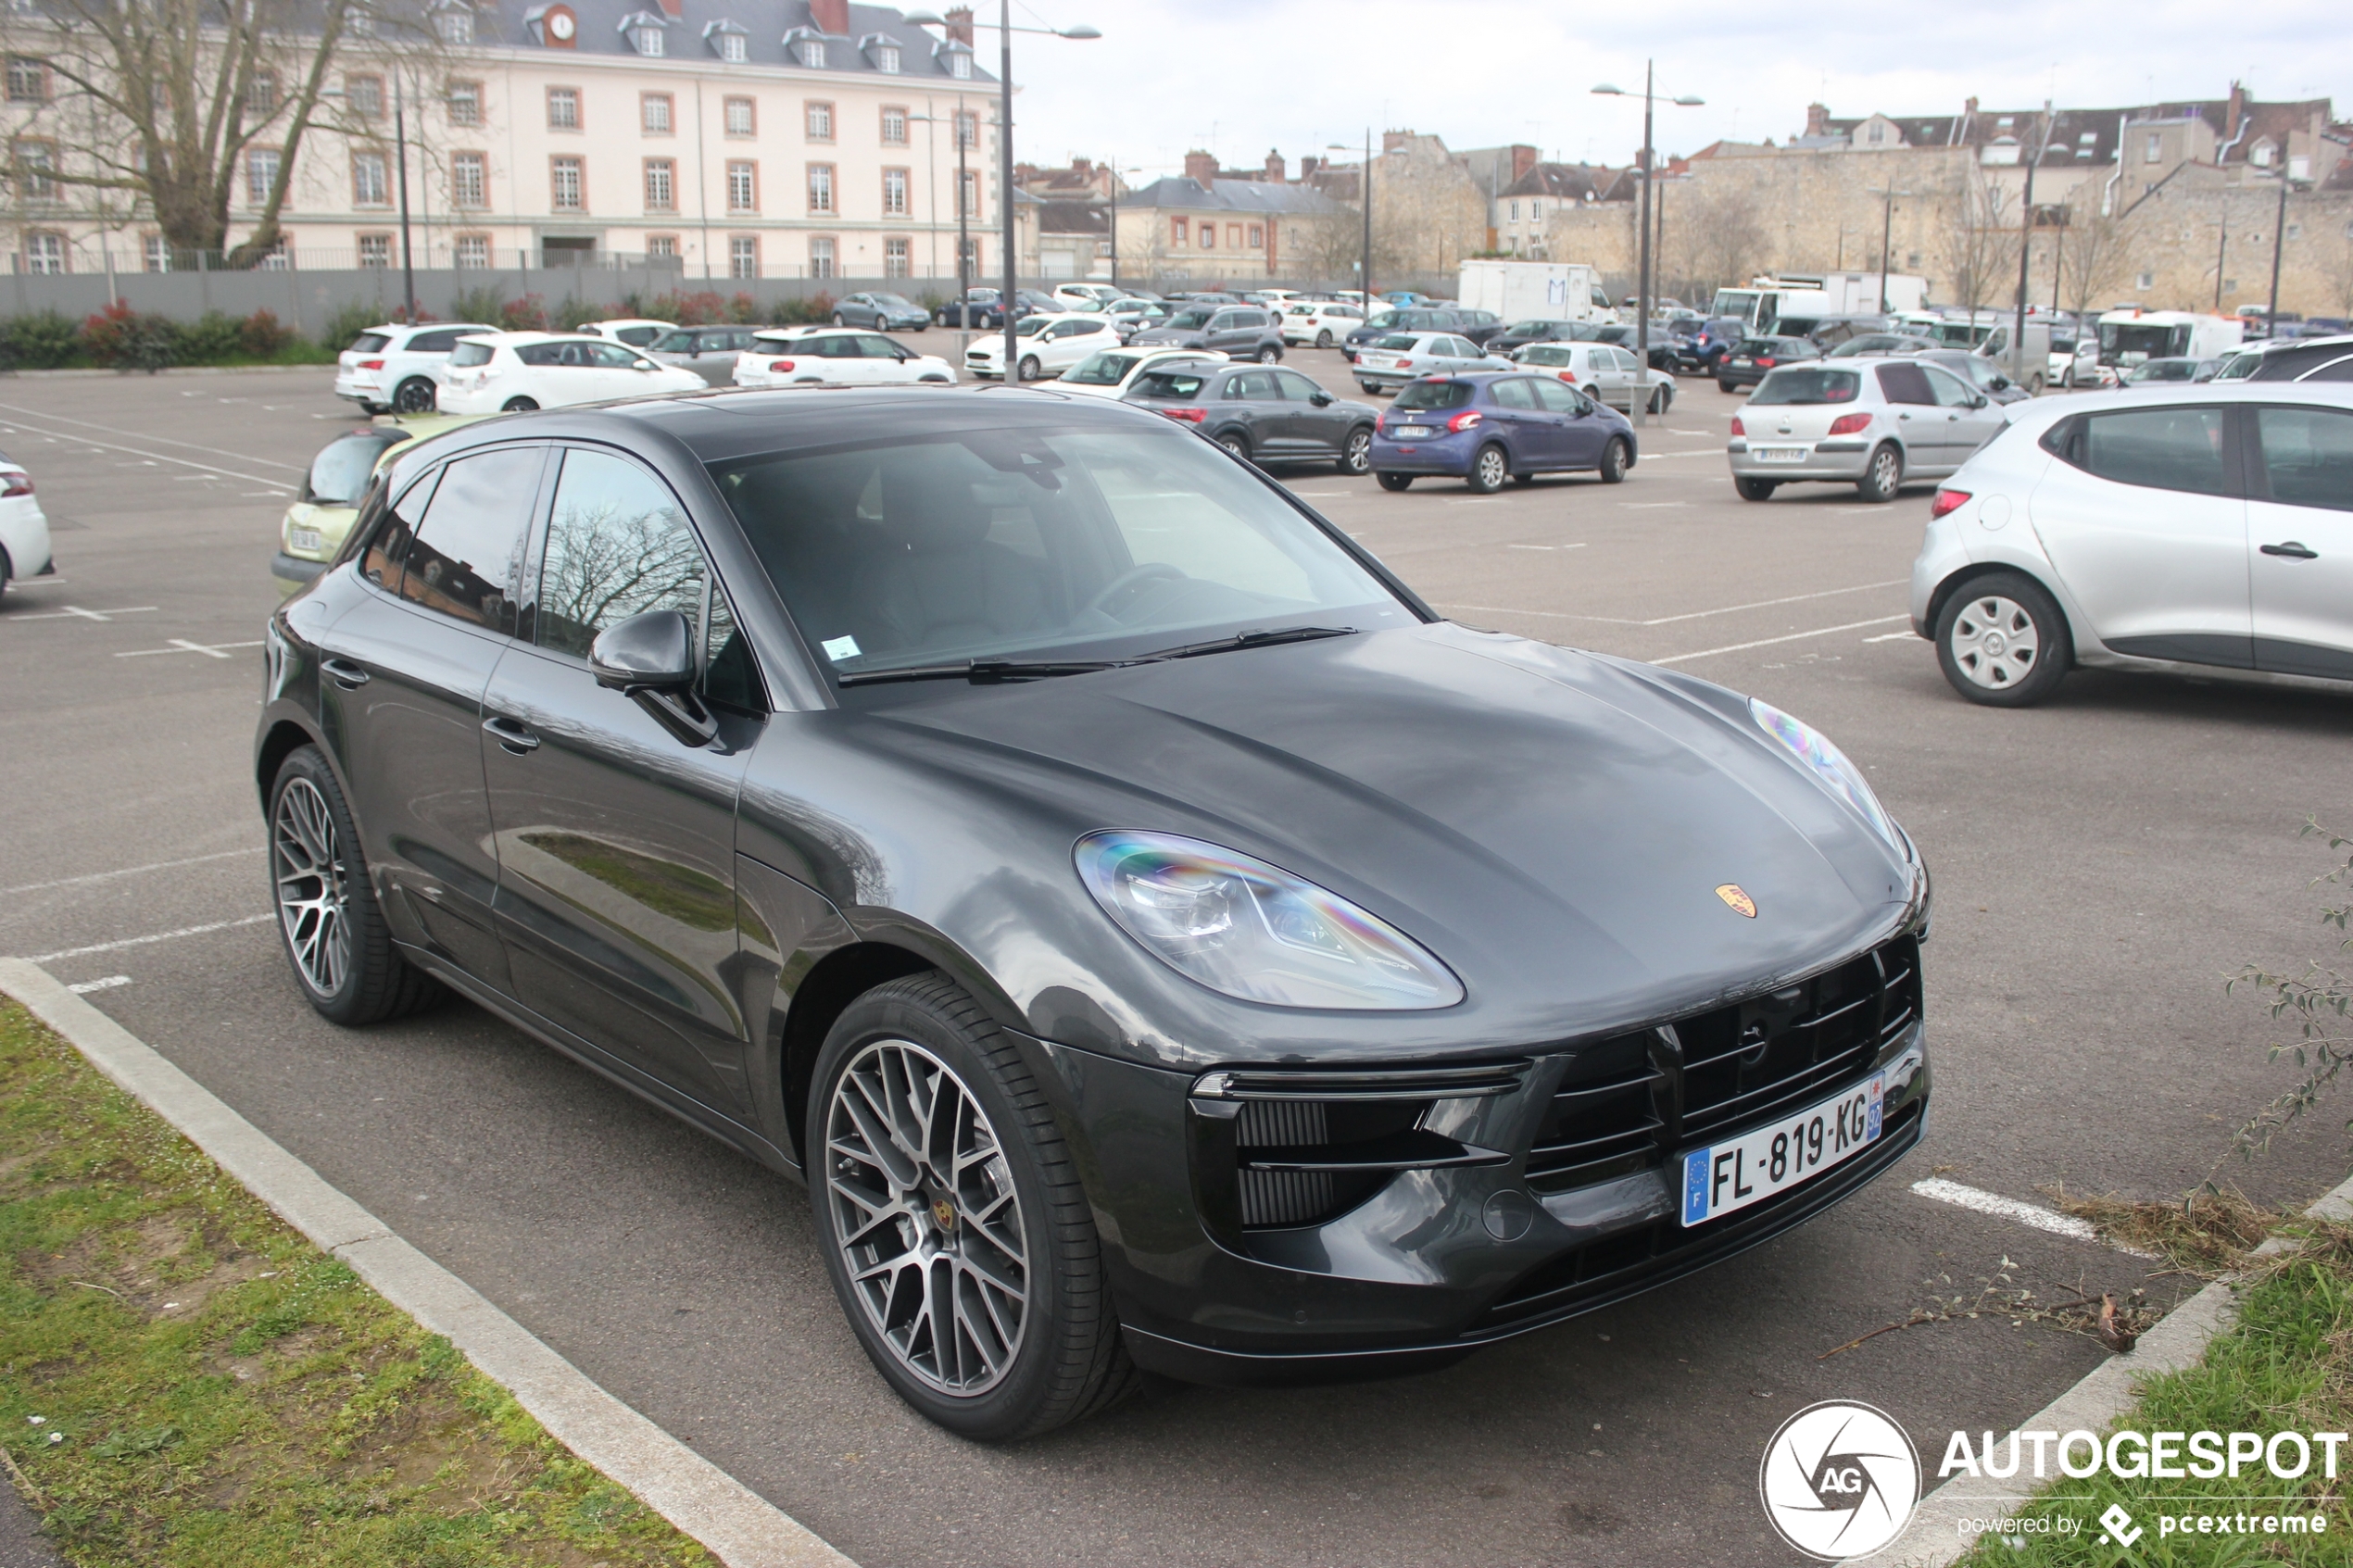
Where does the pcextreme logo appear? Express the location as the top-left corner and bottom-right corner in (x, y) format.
(1759, 1400), (1922, 1561)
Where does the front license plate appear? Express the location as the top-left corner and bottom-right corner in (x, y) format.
(1680, 1072), (1883, 1226)
(1753, 446), (1808, 463)
(286, 527), (323, 553)
(1393, 424), (1433, 439)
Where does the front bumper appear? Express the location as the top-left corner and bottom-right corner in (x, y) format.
(1725, 438), (1875, 482)
(1028, 927), (1931, 1384)
(271, 550), (328, 596)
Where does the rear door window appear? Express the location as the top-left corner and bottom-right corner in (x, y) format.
(2073, 406), (2231, 495)
(1875, 363), (1936, 405)
(1489, 378), (1539, 410)
(1224, 370), (1278, 401)
(2253, 406), (2353, 511)
(397, 445), (546, 633)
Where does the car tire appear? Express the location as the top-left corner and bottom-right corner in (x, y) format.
(392, 377), (436, 414)
(1018, 355), (1040, 383)
(1357, 382), (1380, 395)
(1377, 471), (1413, 492)
(1338, 427), (1373, 476)
(1255, 345), (1280, 363)
(2026, 372), (2045, 396)
(919, 375), (950, 384)
(1717, 378), (1737, 394)
(1647, 386), (1668, 415)
(1215, 432), (1252, 463)
(1466, 443), (1508, 494)
(809, 972), (1140, 1441)
(268, 745), (443, 1026)
(833, 313), (847, 327)
(0, 545), (11, 599)
(1598, 437), (1629, 484)
(1315, 330), (1334, 349)
(500, 396), (539, 412)
(1934, 571), (2070, 708)
(1735, 476), (1779, 502)
(358, 401), (387, 416)
(1856, 443), (1904, 503)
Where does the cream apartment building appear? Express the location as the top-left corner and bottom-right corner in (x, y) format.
(4, 0), (1007, 282)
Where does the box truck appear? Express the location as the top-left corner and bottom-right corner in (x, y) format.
(1456, 260), (1614, 323)
(1710, 272), (1930, 330)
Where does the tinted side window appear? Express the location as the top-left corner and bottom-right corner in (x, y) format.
(1530, 379), (1588, 414)
(363, 468), (439, 588)
(1876, 363), (1935, 405)
(2254, 406), (2353, 511)
(2302, 355), (2353, 383)
(1273, 370), (1324, 402)
(409, 330), (463, 353)
(516, 342), (565, 367)
(2079, 407), (2229, 495)
(398, 447), (542, 632)
(1489, 378), (1538, 410)
(1923, 366), (1976, 407)
(535, 450), (704, 659)
(1226, 370), (1277, 401)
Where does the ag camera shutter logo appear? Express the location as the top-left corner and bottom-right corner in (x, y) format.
(1759, 1400), (1922, 1561)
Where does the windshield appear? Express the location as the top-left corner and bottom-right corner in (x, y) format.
(2211, 349), (2261, 382)
(1013, 317), (1051, 338)
(1372, 335), (1418, 351)
(1165, 308), (1214, 330)
(653, 330), (698, 352)
(610, 325), (664, 346)
(709, 426), (1411, 684)
(1518, 345), (1574, 367)
(1063, 350), (1140, 386)
(1506, 320), (1567, 335)
(1390, 380), (1472, 411)
(306, 432), (404, 505)
(1749, 368), (1860, 406)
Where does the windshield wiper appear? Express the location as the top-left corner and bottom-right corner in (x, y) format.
(1133, 625), (1358, 662)
(836, 658), (1123, 687)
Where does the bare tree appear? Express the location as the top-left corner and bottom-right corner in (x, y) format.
(1289, 207), (1364, 289)
(1663, 182), (1766, 307)
(1935, 170), (2018, 314)
(2, 0), (435, 264)
(2057, 197), (2133, 320)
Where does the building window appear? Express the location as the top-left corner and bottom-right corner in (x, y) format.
(2144, 132), (2161, 163)
(730, 234), (759, 278)
(949, 51), (971, 81)
(797, 40), (825, 69)
(804, 161), (830, 213)
(2287, 222), (2303, 242)
(143, 232), (170, 272)
(251, 71), (277, 115)
(2251, 141), (2275, 168)
(352, 150), (388, 206)
(24, 231), (64, 273)
(1530, 199), (1541, 219)
(647, 232), (677, 257)
(644, 157), (674, 210)
(359, 232), (392, 268)
(1507, 199), (1517, 220)
(547, 86), (580, 131)
(719, 31), (747, 62)
(2135, 269), (2154, 289)
(451, 151), (485, 207)
(245, 146), (278, 205)
(883, 167), (908, 216)
(633, 24), (664, 56)
(725, 159), (757, 211)
(1868, 121), (1885, 144)
(551, 155), (583, 210)
(875, 44), (900, 73)
(882, 106), (907, 144)
(5, 56), (46, 103)
(953, 109), (976, 148)
(806, 100), (833, 141)
(1171, 216), (1187, 246)
(886, 235), (909, 276)
(810, 235), (835, 278)
(958, 169), (977, 218)
(346, 73), (384, 119)
(1246, 222), (1262, 246)
(1200, 223), (1215, 250)
(642, 93), (672, 133)
(434, 5), (472, 44)
(447, 80), (481, 126)
(724, 96), (754, 135)
(456, 233), (490, 269)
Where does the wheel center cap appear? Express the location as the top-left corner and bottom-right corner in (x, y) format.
(929, 1196), (957, 1232)
(1983, 632), (2007, 655)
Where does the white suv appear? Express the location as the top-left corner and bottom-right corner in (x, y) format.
(1910, 383), (2353, 706)
(334, 322), (498, 414)
(731, 327), (957, 387)
(964, 313), (1120, 382)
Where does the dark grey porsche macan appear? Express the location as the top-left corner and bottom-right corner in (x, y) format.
(255, 386), (1931, 1439)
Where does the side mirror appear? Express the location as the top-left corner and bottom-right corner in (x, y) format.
(634, 358), (659, 371)
(1969, 394), (1989, 408)
(1990, 375), (2011, 390)
(1310, 391), (1334, 406)
(591, 608), (695, 692)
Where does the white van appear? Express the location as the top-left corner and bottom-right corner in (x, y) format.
(2095, 309), (2246, 370)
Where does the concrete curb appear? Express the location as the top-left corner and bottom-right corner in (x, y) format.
(1859, 1169), (2353, 1567)
(0, 364), (333, 378)
(0, 958), (854, 1568)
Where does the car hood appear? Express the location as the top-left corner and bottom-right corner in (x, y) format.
(861, 622), (1919, 1040)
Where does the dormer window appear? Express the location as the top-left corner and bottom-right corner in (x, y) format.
(949, 50), (971, 80)
(635, 25), (663, 54)
(799, 39), (825, 68)
(2250, 141), (2276, 167)
(876, 44), (900, 72)
(706, 19), (749, 60)
(620, 11), (671, 56)
(430, 0), (473, 43)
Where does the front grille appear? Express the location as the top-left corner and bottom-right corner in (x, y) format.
(1525, 934), (1920, 1196)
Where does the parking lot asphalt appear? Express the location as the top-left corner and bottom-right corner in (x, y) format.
(4, 362), (2349, 1567)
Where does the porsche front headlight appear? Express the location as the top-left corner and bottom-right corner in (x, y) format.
(1076, 831), (1463, 1010)
(1749, 697), (1903, 852)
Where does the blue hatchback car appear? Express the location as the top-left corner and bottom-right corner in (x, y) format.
(1370, 370), (1638, 492)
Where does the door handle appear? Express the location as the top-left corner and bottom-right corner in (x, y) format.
(483, 715), (539, 754)
(320, 657), (370, 689)
(1898, 412), (1912, 420)
(2260, 541), (2320, 559)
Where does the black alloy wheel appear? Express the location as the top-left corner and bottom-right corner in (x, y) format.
(392, 377), (436, 414)
(268, 745), (441, 1025)
(501, 396), (539, 412)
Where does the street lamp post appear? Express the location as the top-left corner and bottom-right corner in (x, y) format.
(1330, 132), (1372, 307)
(393, 68), (415, 320)
(1592, 68), (1702, 426)
(2265, 168), (2304, 329)
(2012, 100), (2051, 386)
(1105, 163), (1140, 291)
(1869, 186), (1913, 314)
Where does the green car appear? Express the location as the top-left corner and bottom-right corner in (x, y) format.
(274, 414), (484, 596)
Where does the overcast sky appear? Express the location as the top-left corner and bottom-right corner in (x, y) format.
(982, 0), (2353, 182)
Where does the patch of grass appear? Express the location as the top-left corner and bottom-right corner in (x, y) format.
(2051, 1185), (2284, 1276)
(0, 998), (711, 1567)
(1954, 1220), (2353, 1565)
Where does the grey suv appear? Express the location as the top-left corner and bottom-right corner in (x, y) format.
(1129, 305), (1284, 362)
(1122, 361), (1378, 472)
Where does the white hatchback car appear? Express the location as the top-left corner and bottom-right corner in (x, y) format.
(1353, 332), (1509, 394)
(434, 332), (706, 413)
(1512, 341), (1679, 415)
(1282, 301), (1369, 349)
(731, 327), (957, 387)
(334, 322), (498, 414)
(1910, 383), (2353, 705)
(965, 312), (1120, 382)
(579, 318), (677, 350)
(1051, 345), (1227, 399)
(0, 451), (50, 596)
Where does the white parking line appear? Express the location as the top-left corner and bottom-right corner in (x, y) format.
(1655, 615), (1907, 665)
(6, 606), (157, 622)
(23, 912), (271, 964)
(1618, 501), (1688, 508)
(1441, 578), (1909, 629)
(1909, 1177), (2157, 1257)
(0, 421), (294, 492)
(1863, 631), (1916, 644)
(0, 403), (305, 472)
(66, 975), (131, 995)
(1, 847), (262, 898)
(115, 638), (266, 659)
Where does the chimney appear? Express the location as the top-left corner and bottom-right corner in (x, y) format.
(1382, 130), (1409, 154)
(655, 0), (681, 15)
(944, 6), (974, 45)
(1299, 155), (1318, 181)
(2226, 80), (2247, 140)
(809, 0), (848, 34)
(1265, 148), (1285, 183)
(1184, 149), (1217, 185)
(1511, 144), (1538, 181)
(1805, 103), (1828, 137)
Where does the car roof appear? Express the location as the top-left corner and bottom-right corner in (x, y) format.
(588, 318), (674, 330)
(376, 322), (496, 337)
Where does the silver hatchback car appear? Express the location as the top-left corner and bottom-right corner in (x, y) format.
(1728, 358), (2005, 503)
